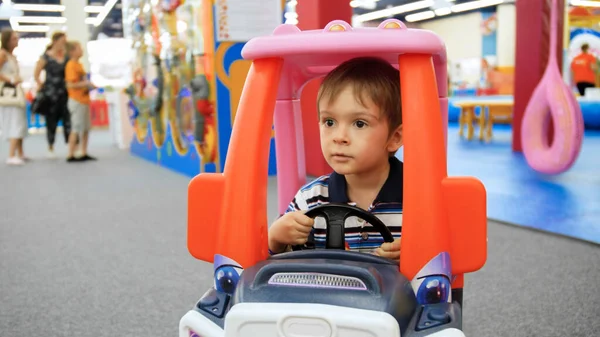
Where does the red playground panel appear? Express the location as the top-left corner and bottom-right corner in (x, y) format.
(90, 100), (109, 128)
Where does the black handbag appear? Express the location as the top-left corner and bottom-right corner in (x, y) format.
(31, 90), (49, 116)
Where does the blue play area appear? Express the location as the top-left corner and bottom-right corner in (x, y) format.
(129, 122), (213, 177)
(410, 95), (600, 244)
(431, 123), (600, 245)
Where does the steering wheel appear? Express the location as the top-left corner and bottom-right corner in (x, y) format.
(292, 203), (394, 251)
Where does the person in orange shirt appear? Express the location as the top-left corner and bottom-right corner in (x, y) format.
(65, 41), (97, 162)
(571, 43), (598, 96)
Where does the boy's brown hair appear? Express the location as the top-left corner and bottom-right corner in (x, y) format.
(317, 57), (402, 134)
(66, 40), (80, 55)
(582, 43), (589, 53)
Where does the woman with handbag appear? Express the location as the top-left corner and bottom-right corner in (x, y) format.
(0, 28), (27, 166)
(33, 31), (70, 159)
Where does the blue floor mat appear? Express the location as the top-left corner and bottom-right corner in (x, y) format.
(399, 124), (600, 244)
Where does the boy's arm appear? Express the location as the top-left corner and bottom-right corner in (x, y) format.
(268, 190), (310, 254)
(374, 212), (402, 260)
(374, 239), (401, 261)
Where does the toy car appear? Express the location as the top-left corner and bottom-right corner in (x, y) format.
(182, 19), (487, 337)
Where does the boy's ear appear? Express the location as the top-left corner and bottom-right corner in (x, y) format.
(387, 124), (403, 152)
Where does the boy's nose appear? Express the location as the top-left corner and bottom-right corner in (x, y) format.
(333, 128), (349, 144)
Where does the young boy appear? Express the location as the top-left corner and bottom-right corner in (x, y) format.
(268, 57), (404, 260)
(65, 41), (96, 162)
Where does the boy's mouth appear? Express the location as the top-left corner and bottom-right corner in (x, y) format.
(331, 153), (352, 159)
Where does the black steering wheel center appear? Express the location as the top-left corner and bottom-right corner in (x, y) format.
(292, 203), (394, 251)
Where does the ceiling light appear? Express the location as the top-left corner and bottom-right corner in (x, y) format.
(15, 25), (50, 33)
(350, 0), (379, 10)
(405, 10), (436, 22)
(451, 0), (505, 13)
(12, 4), (65, 12)
(11, 16), (67, 24)
(354, 0), (435, 23)
(92, 0), (119, 27)
(570, 0), (600, 7)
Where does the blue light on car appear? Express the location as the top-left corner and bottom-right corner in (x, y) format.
(214, 265), (241, 294)
(416, 275), (450, 304)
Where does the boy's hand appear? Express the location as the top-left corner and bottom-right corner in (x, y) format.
(373, 238), (401, 261)
(268, 211), (315, 253)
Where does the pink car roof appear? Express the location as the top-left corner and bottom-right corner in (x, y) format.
(241, 19), (448, 100)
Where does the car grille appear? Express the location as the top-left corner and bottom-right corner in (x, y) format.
(268, 272), (367, 290)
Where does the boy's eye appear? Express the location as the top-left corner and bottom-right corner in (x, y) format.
(323, 119), (335, 127)
(354, 120), (367, 128)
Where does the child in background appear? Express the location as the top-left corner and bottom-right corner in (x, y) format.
(571, 43), (598, 96)
(65, 41), (96, 162)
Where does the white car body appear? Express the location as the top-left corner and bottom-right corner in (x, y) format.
(179, 303), (466, 337)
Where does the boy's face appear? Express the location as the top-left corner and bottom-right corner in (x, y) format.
(318, 85), (403, 176)
(72, 44), (83, 58)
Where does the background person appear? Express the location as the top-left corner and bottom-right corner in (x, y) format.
(571, 43), (598, 96)
(65, 41), (96, 162)
(0, 28), (27, 165)
(33, 32), (70, 158)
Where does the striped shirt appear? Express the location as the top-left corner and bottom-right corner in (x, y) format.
(284, 157), (403, 253)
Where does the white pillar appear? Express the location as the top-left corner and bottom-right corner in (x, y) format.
(61, 0), (90, 69)
(121, 0), (132, 40)
(496, 3), (516, 70)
